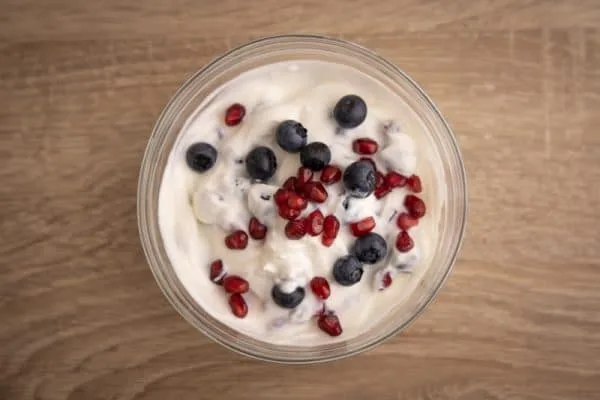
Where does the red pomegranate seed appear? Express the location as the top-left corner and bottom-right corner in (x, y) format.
(223, 275), (250, 294)
(380, 272), (393, 291)
(297, 167), (314, 185)
(321, 235), (335, 247)
(274, 189), (292, 206)
(303, 182), (328, 203)
(305, 209), (324, 236)
(229, 293), (248, 318)
(209, 259), (226, 285)
(374, 185), (391, 199)
(248, 217), (268, 240)
(317, 313), (343, 337)
(385, 171), (407, 189)
(310, 277), (331, 300)
(375, 171), (385, 189)
(395, 231), (414, 252)
(283, 176), (298, 191)
(396, 212), (419, 230)
(225, 230), (248, 249)
(287, 193), (308, 210)
(323, 215), (340, 239)
(349, 216), (376, 237)
(359, 157), (377, 171)
(407, 175), (422, 193)
(278, 205), (301, 220)
(352, 138), (379, 155)
(404, 195), (426, 219)
(320, 165), (342, 184)
(285, 219), (306, 239)
(224, 103), (245, 126)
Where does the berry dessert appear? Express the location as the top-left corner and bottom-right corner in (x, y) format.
(158, 61), (437, 345)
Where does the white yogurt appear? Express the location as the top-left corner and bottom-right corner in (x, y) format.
(158, 60), (441, 345)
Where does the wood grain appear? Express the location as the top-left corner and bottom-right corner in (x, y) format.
(1, 1), (600, 399)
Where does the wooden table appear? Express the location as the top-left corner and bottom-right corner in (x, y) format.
(2, 1), (599, 399)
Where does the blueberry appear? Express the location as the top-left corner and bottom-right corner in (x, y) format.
(333, 95), (367, 129)
(343, 160), (376, 198)
(185, 142), (217, 173)
(276, 120), (308, 153)
(332, 255), (363, 286)
(271, 285), (305, 309)
(352, 233), (387, 264)
(246, 146), (277, 181)
(300, 142), (331, 171)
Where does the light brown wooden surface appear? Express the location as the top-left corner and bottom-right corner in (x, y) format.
(1, 1), (600, 399)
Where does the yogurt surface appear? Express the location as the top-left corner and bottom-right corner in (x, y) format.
(158, 60), (441, 345)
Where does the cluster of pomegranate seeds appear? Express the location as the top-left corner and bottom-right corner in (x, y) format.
(248, 217), (267, 240)
(317, 313), (343, 337)
(224, 103), (246, 126)
(209, 260), (226, 285)
(320, 165), (342, 184)
(305, 209), (324, 236)
(310, 277), (331, 300)
(349, 216), (376, 237)
(352, 138), (378, 155)
(225, 230), (248, 249)
(322, 215), (340, 247)
(406, 175), (422, 193)
(229, 293), (248, 318)
(396, 212), (419, 230)
(395, 230), (414, 252)
(285, 219), (306, 239)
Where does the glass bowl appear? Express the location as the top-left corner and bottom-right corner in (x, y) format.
(138, 34), (467, 363)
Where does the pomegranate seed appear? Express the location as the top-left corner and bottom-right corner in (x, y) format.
(310, 277), (331, 300)
(283, 176), (298, 191)
(349, 216), (376, 237)
(380, 272), (393, 291)
(303, 182), (328, 203)
(395, 231), (414, 252)
(323, 215), (340, 238)
(404, 195), (426, 218)
(287, 193), (308, 210)
(274, 189), (292, 206)
(374, 185), (391, 199)
(224, 103), (245, 126)
(321, 235), (335, 247)
(229, 293), (248, 318)
(359, 157), (377, 170)
(209, 260), (226, 285)
(375, 171), (385, 188)
(305, 209), (324, 236)
(223, 275), (250, 294)
(407, 175), (422, 193)
(297, 167), (314, 185)
(352, 138), (379, 155)
(385, 171), (407, 189)
(285, 219), (306, 239)
(248, 217), (268, 240)
(317, 313), (343, 337)
(225, 230), (248, 249)
(278, 205), (301, 220)
(396, 212), (419, 230)
(320, 165), (342, 184)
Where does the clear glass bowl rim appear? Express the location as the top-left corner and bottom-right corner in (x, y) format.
(138, 34), (468, 364)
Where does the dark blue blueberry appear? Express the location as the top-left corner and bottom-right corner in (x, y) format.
(245, 146), (277, 181)
(271, 285), (305, 309)
(352, 233), (387, 264)
(185, 142), (217, 173)
(276, 120), (308, 153)
(343, 160), (376, 198)
(332, 255), (363, 286)
(300, 142), (331, 171)
(333, 95), (367, 129)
